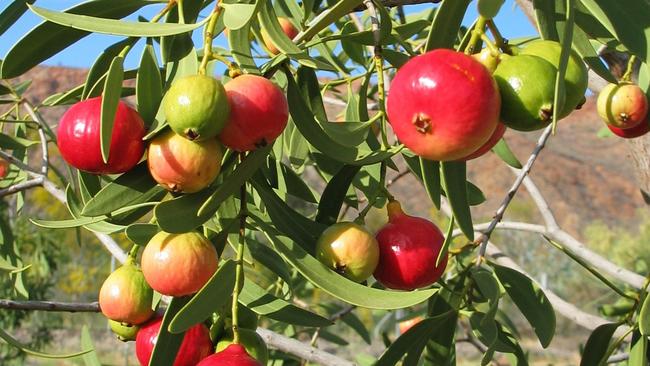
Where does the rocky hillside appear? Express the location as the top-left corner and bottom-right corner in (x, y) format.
(10, 66), (648, 239)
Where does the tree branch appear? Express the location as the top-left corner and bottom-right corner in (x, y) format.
(257, 328), (355, 366)
(352, 0), (441, 12)
(0, 299), (99, 312)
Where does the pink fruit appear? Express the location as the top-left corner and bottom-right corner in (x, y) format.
(135, 317), (212, 366)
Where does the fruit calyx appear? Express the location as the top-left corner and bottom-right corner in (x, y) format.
(386, 200), (405, 221)
(539, 106), (553, 122)
(412, 114), (432, 134)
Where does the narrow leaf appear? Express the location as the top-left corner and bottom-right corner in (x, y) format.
(150, 297), (191, 366)
(579, 322), (620, 366)
(136, 43), (163, 126)
(100, 56), (124, 164)
(441, 161), (473, 240)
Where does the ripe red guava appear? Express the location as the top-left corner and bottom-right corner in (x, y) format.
(386, 49), (500, 161)
(141, 231), (219, 297)
(0, 158), (9, 179)
(458, 122), (506, 161)
(135, 317), (212, 366)
(373, 201), (448, 290)
(608, 120), (650, 138)
(262, 17), (299, 55)
(197, 344), (263, 366)
(218, 74), (289, 152)
(57, 97), (145, 174)
(597, 82), (649, 129)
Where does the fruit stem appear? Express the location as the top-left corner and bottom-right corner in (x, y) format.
(622, 54), (637, 83)
(231, 152), (248, 345)
(464, 16), (487, 55)
(480, 33), (500, 56)
(486, 20), (508, 53)
(126, 245), (140, 264)
(198, 1), (224, 76)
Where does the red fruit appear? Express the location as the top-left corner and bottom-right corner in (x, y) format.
(218, 75), (289, 152)
(374, 201), (448, 290)
(197, 344), (263, 366)
(135, 317), (212, 366)
(141, 231), (219, 297)
(608, 120), (650, 138)
(262, 17), (299, 55)
(57, 97), (145, 174)
(0, 158), (9, 179)
(458, 122), (506, 161)
(387, 49), (500, 161)
(597, 83), (649, 129)
(98, 260), (154, 325)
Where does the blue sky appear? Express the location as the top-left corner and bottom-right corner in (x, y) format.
(0, 0), (537, 70)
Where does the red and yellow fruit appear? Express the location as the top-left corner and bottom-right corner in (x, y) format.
(57, 97), (145, 174)
(262, 17), (299, 55)
(219, 75), (289, 151)
(147, 130), (222, 193)
(136, 317), (212, 366)
(0, 158), (9, 179)
(315, 222), (380, 283)
(141, 231), (219, 297)
(162, 74), (230, 141)
(197, 344), (262, 366)
(98, 260), (154, 325)
(374, 201), (448, 290)
(597, 82), (649, 129)
(608, 120), (650, 138)
(386, 49), (500, 161)
(458, 122), (506, 161)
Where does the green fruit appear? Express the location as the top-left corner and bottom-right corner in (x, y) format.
(494, 54), (565, 131)
(109, 319), (140, 342)
(472, 48), (500, 73)
(520, 39), (588, 116)
(316, 222), (379, 283)
(162, 74), (230, 141)
(477, 0), (505, 19)
(216, 329), (268, 364)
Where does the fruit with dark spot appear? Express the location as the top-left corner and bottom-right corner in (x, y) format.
(162, 74), (230, 141)
(98, 260), (154, 325)
(597, 83), (649, 129)
(136, 317), (212, 366)
(147, 130), (222, 193)
(141, 231), (218, 297)
(219, 75), (289, 152)
(57, 97), (145, 174)
(493, 54), (565, 131)
(520, 40), (588, 116)
(374, 200), (447, 290)
(197, 344), (262, 366)
(387, 49), (500, 161)
(316, 222), (379, 283)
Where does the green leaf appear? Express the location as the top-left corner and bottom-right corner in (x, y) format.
(533, 0), (560, 41)
(251, 214), (437, 310)
(628, 331), (647, 366)
(341, 311), (371, 344)
(30, 216), (108, 229)
(579, 322), (620, 366)
(492, 139), (522, 169)
(228, 23), (258, 74)
(247, 238), (293, 286)
(0, 1), (34, 37)
(638, 292), (650, 335)
(28, 4), (209, 37)
(422, 294), (457, 365)
(80, 325), (101, 366)
(286, 72), (401, 165)
(376, 311), (457, 366)
(492, 264), (555, 348)
(436, 217), (454, 267)
(82, 37), (135, 99)
(550, 0), (574, 130)
(0, 328), (91, 359)
(99, 56), (124, 164)
(315, 165), (361, 225)
(125, 223), (158, 246)
(240, 280), (332, 327)
(441, 161), (473, 241)
(296, 66), (327, 123)
(150, 297), (191, 366)
(169, 260), (237, 333)
(155, 145), (271, 233)
(82, 161), (162, 216)
(267, 157), (318, 203)
(0, 133), (39, 149)
(222, 2), (260, 31)
(580, 0), (650, 66)
(420, 158), (441, 210)
(2, 0), (156, 78)
(137, 43), (163, 127)
(294, 0), (364, 44)
(425, 0), (471, 51)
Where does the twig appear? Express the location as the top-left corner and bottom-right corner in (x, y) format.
(0, 178), (43, 197)
(476, 124), (553, 260)
(22, 102), (49, 176)
(607, 353), (629, 364)
(352, 0), (441, 11)
(0, 299), (99, 312)
(257, 328), (355, 366)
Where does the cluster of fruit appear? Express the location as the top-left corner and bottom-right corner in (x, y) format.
(316, 200), (447, 290)
(386, 39), (590, 163)
(597, 80), (650, 138)
(99, 230), (266, 365)
(57, 73), (288, 188)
